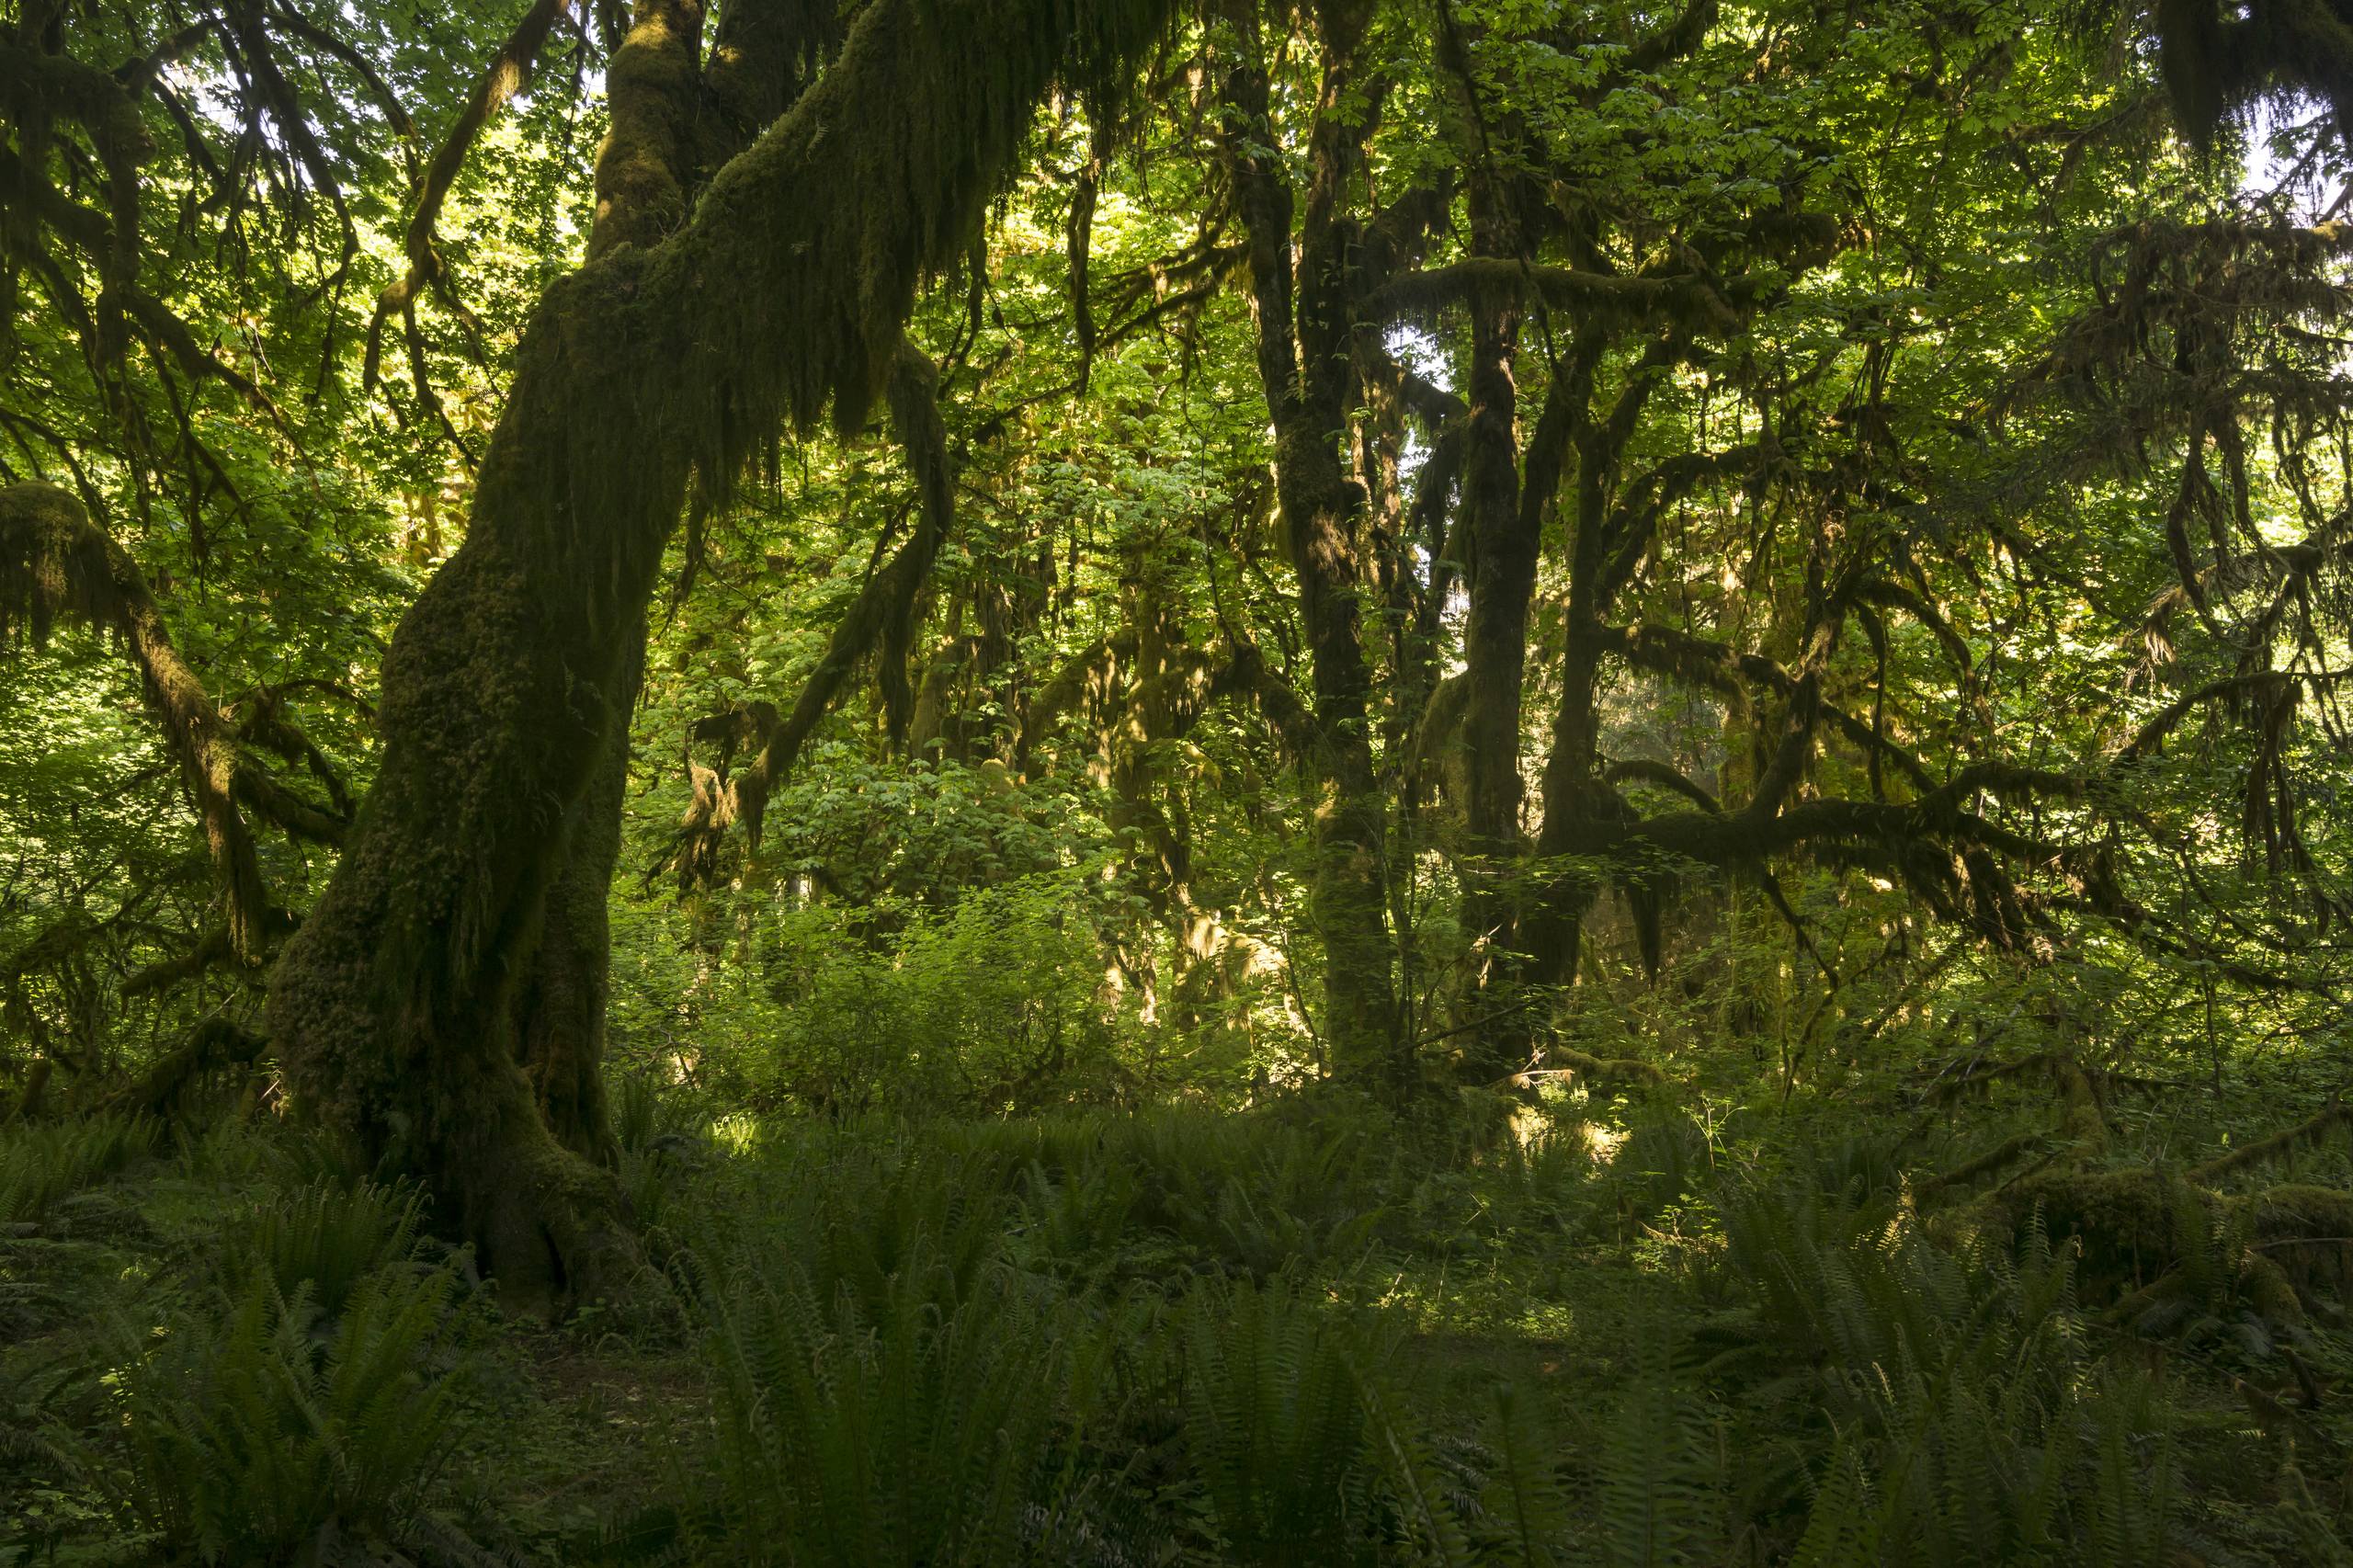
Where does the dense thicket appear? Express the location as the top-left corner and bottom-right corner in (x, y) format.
(10, 0), (2353, 1561)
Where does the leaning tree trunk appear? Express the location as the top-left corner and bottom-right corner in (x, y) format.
(502, 0), (699, 1170)
(267, 0), (1170, 1307)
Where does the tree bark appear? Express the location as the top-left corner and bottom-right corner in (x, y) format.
(1449, 153), (1531, 1074)
(267, 0), (1171, 1307)
(1216, 0), (1407, 1093)
(1524, 345), (1663, 988)
(512, 620), (644, 1166)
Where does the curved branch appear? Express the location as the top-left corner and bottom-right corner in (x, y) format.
(1603, 756), (1721, 814)
(0, 482), (269, 963)
(1362, 258), (1738, 331)
(1600, 620), (1940, 790)
(1852, 575), (1972, 675)
(267, 4), (418, 156)
(725, 343), (958, 846)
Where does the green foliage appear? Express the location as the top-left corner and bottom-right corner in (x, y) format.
(1175, 1276), (1381, 1562)
(13, 0), (2353, 1558)
(217, 1179), (428, 1320)
(1586, 1324), (1730, 1568)
(695, 1248), (1087, 1564)
(1718, 1179), (2179, 1564)
(2273, 1449), (2353, 1568)
(74, 1267), (482, 1565)
(740, 869), (1140, 1116)
(17, 1088), (2353, 1566)
(0, 1114), (155, 1224)
(1469, 1382), (1574, 1568)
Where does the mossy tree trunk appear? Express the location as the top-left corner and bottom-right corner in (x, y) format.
(504, 0), (708, 1170)
(1449, 131), (1551, 1080)
(511, 619), (644, 1167)
(267, 0), (1170, 1307)
(1522, 332), (1681, 990)
(1216, 0), (1409, 1094)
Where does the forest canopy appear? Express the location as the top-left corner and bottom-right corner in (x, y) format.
(9, 0), (2353, 1562)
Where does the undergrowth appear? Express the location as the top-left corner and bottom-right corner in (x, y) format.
(1, 1090), (2345, 1564)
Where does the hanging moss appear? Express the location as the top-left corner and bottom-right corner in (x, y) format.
(704, 343), (961, 852)
(2150, 0), (2353, 151)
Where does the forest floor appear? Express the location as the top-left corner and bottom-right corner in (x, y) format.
(6, 1069), (2353, 1565)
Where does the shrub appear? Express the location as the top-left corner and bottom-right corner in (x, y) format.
(748, 870), (1145, 1117)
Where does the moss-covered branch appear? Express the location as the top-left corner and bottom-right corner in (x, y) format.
(364, 0), (578, 411)
(0, 481), (269, 964)
(2194, 1097), (2353, 1182)
(726, 344), (957, 846)
(1360, 258), (1737, 332)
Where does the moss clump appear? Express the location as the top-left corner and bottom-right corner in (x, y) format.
(2245, 1183), (2353, 1298)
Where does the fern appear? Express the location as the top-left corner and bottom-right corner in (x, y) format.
(1586, 1320), (1727, 1568)
(1472, 1380), (1572, 1568)
(71, 1263), (481, 1563)
(2081, 1372), (2175, 1568)
(2276, 1448), (2353, 1568)
(695, 1239), (1087, 1566)
(0, 1113), (157, 1224)
(1786, 1439), (1880, 1568)
(1721, 1177), (2177, 1565)
(218, 1177), (427, 1318)
(1174, 1275), (1377, 1564)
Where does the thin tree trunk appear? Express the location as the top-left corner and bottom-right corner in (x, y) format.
(1525, 345), (1665, 988)
(1216, 0), (1406, 1093)
(1451, 199), (1529, 1075)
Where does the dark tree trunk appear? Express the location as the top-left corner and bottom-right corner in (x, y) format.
(1217, 0), (1407, 1093)
(495, 0), (706, 1179)
(512, 619), (644, 1166)
(267, 0), (1170, 1307)
(1451, 216), (1529, 1076)
(1524, 343), (1667, 989)
(1459, 339), (1590, 1070)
